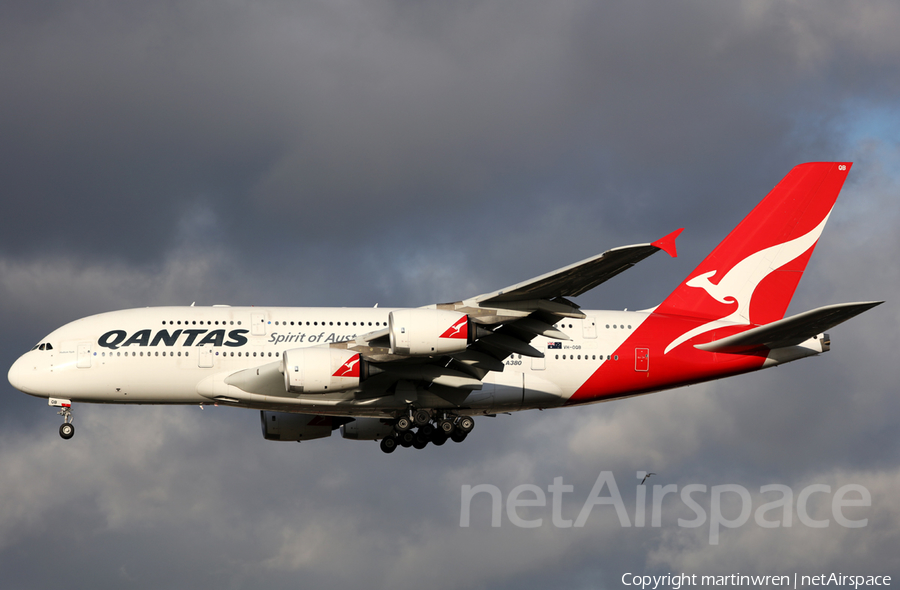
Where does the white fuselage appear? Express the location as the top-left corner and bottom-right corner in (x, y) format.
(8, 305), (651, 417)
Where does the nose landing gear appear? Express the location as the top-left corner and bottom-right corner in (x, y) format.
(59, 422), (74, 439)
(50, 398), (74, 440)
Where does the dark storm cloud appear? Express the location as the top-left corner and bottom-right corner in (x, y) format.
(2, 0), (900, 588)
(3, 0), (898, 266)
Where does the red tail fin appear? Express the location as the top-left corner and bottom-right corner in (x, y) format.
(657, 162), (852, 330)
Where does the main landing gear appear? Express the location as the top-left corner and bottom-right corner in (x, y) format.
(379, 410), (475, 453)
(50, 398), (74, 440)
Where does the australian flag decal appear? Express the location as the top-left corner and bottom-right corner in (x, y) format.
(547, 342), (562, 349)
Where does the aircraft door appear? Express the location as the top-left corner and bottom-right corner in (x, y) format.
(583, 317), (597, 339)
(251, 312), (267, 336)
(198, 346), (214, 368)
(635, 348), (649, 371)
(77, 343), (92, 368)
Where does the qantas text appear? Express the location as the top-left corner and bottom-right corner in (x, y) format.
(98, 329), (249, 349)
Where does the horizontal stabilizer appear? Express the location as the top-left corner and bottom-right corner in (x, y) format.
(695, 301), (883, 353)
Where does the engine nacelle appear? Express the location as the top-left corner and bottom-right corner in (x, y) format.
(260, 411), (334, 441)
(282, 347), (365, 394)
(389, 309), (471, 356)
(340, 418), (396, 441)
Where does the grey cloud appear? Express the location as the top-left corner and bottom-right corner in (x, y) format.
(2, 0), (899, 588)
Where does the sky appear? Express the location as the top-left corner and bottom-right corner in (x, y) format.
(1, 1), (899, 588)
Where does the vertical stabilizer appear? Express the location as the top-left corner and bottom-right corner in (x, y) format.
(657, 163), (852, 340)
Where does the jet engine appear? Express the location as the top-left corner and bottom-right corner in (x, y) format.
(389, 309), (472, 355)
(340, 417), (396, 441)
(282, 347), (367, 394)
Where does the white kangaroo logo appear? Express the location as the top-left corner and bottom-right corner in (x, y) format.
(334, 357), (360, 377)
(443, 318), (467, 338)
(664, 211), (832, 354)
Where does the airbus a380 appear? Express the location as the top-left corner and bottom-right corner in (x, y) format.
(8, 162), (882, 453)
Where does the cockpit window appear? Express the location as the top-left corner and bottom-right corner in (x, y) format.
(45, 343), (53, 350)
(33, 342), (53, 351)
(39, 343), (46, 351)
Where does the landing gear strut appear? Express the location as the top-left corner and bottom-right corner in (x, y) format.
(51, 398), (74, 440)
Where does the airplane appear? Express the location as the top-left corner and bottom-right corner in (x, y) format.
(7, 162), (882, 453)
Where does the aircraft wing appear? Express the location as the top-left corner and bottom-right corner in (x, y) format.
(473, 228), (683, 307)
(695, 301), (883, 353)
(337, 229), (684, 398)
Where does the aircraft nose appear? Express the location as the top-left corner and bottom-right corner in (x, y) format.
(8, 353), (37, 394)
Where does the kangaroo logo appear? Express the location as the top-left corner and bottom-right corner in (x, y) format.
(664, 211), (832, 354)
(333, 355), (361, 378)
(440, 317), (468, 340)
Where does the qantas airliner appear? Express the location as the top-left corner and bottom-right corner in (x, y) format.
(8, 162), (881, 453)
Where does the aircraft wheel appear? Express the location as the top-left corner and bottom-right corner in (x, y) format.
(420, 423), (435, 438)
(395, 416), (412, 432)
(398, 431), (415, 447)
(431, 433), (448, 446)
(438, 419), (455, 435)
(380, 437), (398, 454)
(412, 437), (428, 450)
(413, 409), (431, 426)
(450, 430), (468, 443)
(59, 423), (75, 440)
(457, 416), (475, 434)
